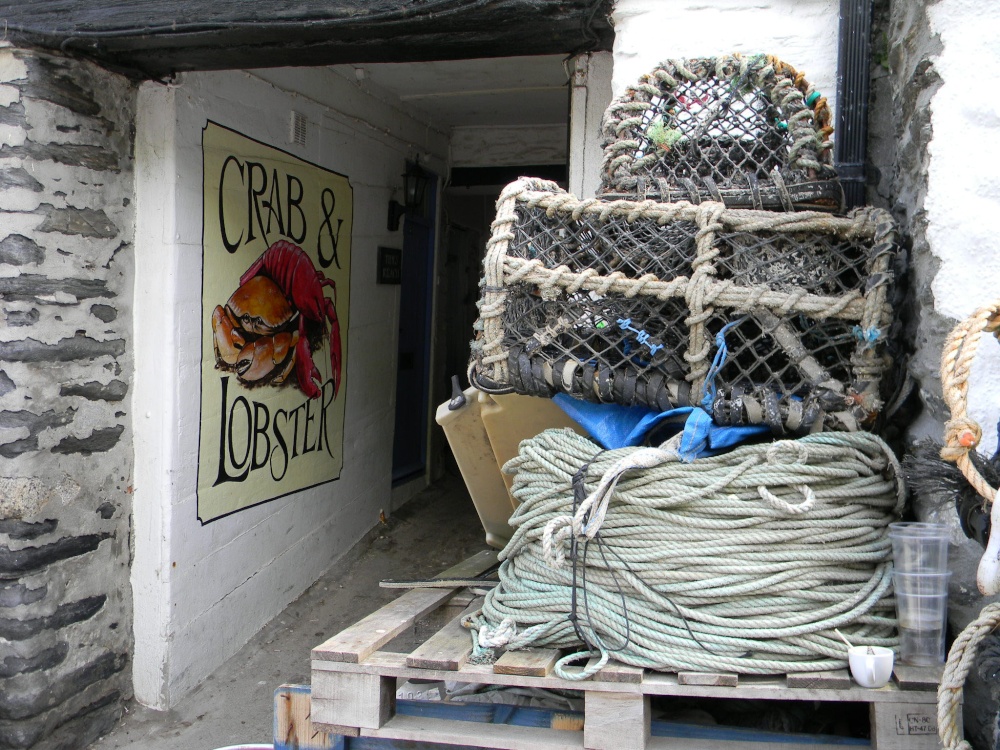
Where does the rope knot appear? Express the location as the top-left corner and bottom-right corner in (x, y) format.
(765, 440), (811, 466)
(542, 516), (576, 568)
(478, 617), (517, 649)
(941, 418), (982, 461)
(757, 484), (817, 514)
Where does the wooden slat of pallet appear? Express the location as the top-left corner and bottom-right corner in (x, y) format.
(786, 670), (852, 690)
(677, 671), (738, 687)
(315, 649), (641, 694)
(893, 664), (944, 691)
(406, 597), (482, 670)
(592, 659), (644, 684)
(646, 736), (867, 750)
(362, 713), (881, 750)
(494, 648), (560, 676)
(637, 671), (936, 705)
(363, 713), (584, 750)
(314, 650), (936, 705)
(312, 549), (497, 664)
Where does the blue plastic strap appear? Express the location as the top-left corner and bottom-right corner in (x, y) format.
(700, 318), (745, 411)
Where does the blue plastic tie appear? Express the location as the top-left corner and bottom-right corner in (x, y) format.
(852, 325), (882, 349)
(700, 318), (745, 411)
(617, 318), (665, 357)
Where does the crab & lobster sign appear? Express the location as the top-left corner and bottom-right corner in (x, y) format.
(212, 239), (342, 400)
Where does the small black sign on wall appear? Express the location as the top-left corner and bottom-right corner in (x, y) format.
(377, 246), (402, 285)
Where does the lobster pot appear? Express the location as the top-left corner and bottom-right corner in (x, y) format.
(469, 178), (899, 434)
(600, 54), (842, 211)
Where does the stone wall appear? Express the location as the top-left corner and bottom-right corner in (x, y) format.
(869, 1), (1000, 747)
(610, 0), (840, 117)
(0, 46), (134, 749)
(868, 0), (945, 428)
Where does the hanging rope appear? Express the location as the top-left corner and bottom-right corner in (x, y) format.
(939, 299), (1000, 596)
(937, 602), (1000, 750)
(939, 299), (1000, 502)
(464, 428), (904, 680)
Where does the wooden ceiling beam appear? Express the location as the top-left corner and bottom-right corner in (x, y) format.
(2, 0), (614, 79)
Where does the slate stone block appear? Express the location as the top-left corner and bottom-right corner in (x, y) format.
(0, 520), (57, 541)
(0, 642), (68, 678)
(0, 650), (126, 719)
(0, 536), (109, 577)
(0, 234), (44, 265)
(51, 425), (125, 455)
(58, 380), (127, 402)
(0, 582), (46, 608)
(0, 334), (124, 363)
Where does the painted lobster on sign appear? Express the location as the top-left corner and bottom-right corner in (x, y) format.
(212, 240), (342, 400)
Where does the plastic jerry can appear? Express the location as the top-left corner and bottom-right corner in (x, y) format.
(436, 388), (585, 549)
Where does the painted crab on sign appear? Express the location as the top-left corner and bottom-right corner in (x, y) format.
(212, 240), (342, 399)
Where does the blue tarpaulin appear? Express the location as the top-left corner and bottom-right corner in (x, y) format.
(553, 394), (767, 461)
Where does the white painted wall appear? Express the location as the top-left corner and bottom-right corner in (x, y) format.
(450, 124), (567, 167)
(916, 0), (1000, 454)
(133, 67), (448, 708)
(610, 0), (840, 118)
(569, 51), (613, 198)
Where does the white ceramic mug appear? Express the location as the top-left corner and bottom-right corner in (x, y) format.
(848, 645), (894, 688)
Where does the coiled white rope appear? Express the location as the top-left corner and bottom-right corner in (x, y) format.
(465, 428), (905, 680)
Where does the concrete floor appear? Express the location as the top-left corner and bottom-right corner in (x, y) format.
(89, 473), (491, 750)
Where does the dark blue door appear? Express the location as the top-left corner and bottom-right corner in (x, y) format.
(391, 181), (436, 484)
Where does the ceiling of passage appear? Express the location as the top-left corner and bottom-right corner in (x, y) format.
(332, 55), (572, 129)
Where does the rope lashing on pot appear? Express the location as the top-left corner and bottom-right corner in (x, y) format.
(463, 428), (905, 681)
(937, 602), (1000, 750)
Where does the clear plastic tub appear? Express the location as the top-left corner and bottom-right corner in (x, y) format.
(888, 522), (950, 573)
(894, 591), (949, 665)
(892, 570), (952, 597)
(898, 623), (948, 666)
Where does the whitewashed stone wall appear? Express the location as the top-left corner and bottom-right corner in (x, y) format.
(920, 0), (1000, 450)
(0, 45), (135, 749)
(610, 0), (840, 119)
(869, 1), (1000, 747)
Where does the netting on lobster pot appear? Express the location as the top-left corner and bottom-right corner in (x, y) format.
(470, 178), (900, 434)
(600, 54), (842, 212)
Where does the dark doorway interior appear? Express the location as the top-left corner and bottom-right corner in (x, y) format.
(392, 176), (438, 484)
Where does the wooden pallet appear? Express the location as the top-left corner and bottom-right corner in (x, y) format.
(309, 550), (947, 750)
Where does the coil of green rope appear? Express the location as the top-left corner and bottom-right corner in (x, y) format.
(464, 428), (905, 680)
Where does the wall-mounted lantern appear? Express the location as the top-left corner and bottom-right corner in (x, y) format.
(387, 159), (430, 231)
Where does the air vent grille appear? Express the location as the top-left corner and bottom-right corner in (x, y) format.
(290, 111), (307, 146)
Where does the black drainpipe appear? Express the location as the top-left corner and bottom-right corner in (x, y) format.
(835, 0), (874, 210)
